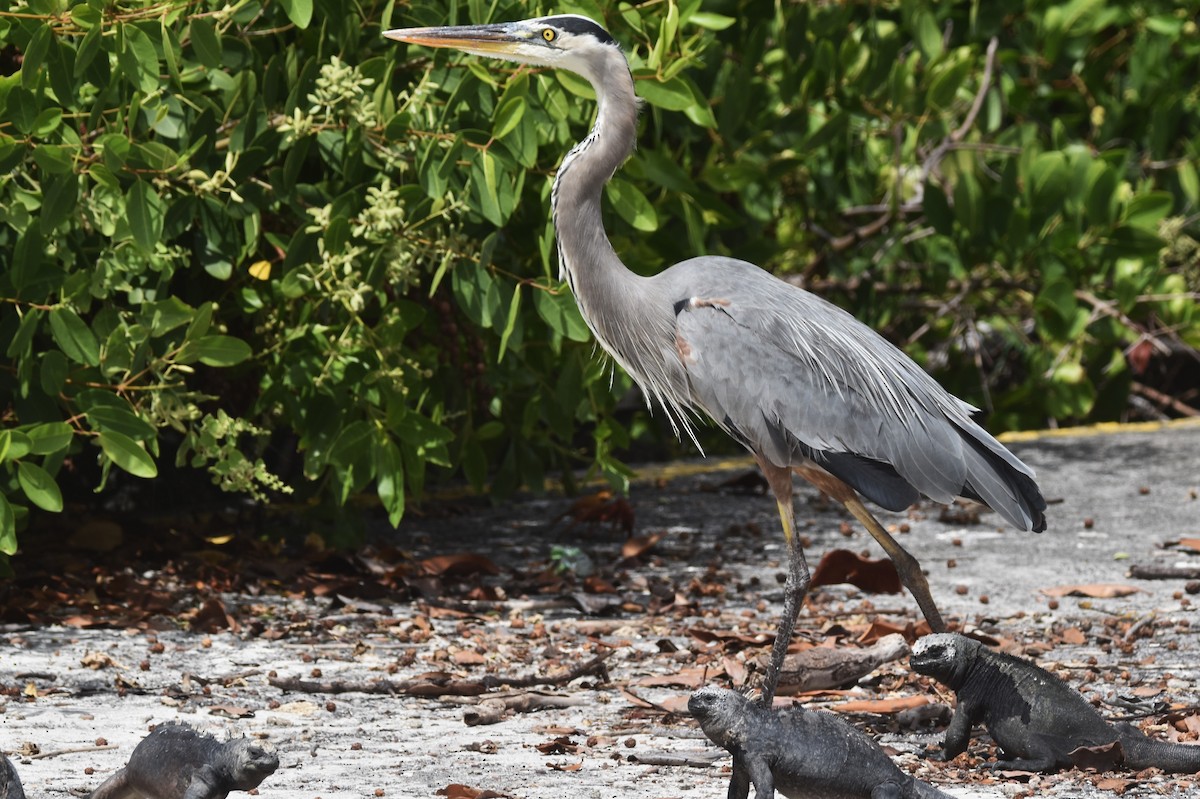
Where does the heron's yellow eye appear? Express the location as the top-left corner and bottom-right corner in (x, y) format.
(542, 28), (556, 42)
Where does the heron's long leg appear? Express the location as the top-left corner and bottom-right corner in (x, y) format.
(754, 457), (811, 708)
(842, 496), (947, 633)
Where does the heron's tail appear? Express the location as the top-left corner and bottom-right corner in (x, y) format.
(953, 421), (1047, 532)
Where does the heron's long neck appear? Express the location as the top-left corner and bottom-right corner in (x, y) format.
(548, 52), (693, 436)
(550, 55), (647, 344)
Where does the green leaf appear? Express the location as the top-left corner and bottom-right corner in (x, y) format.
(606, 178), (659, 232)
(912, 9), (943, 60)
(98, 431), (158, 479)
(48, 307), (100, 367)
(26, 422), (73, 456)
(634, 73), (694, 111)
(279, 0), (313, 29)
(926, 60), (970, 110)
(189, 18), (223, 70)
(0, 430), (34, 463)
(492, 95), (526, 140)
(373, 436), (405, 527)
(21, 24), (52, 90)
(17, 462), (63, 513)
(0, 495), (15, 555)
(8, 87), (39, 135)
(190, 335), (252, 367)
(477, 149), (502, 226)
(534, 288), (591, 343)
(687, 12), (736, 30)
(119, 23), (160, 93)
(40, 173), (79, 234)
(39, 349), (69, 396)
(127, 179), (166, 253)
(497, 284), (522, 362)
(1179, 162), (1200, 206)
(1122, 191), (1174, 231)
(86, 404), (157, 441)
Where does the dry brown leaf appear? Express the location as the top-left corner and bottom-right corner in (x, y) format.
(189, 597), (239, 633)
(686, 627), (771, 647)
(1041, 583), (1142, 599)
(830, 695), (933, 714)
(630, 666), (718, 689)
(535, 736), (581, 755)
(1060, 627), (1086, 645)
(208, 703), (254, 719)
(1068, 740), (1124, 771)
(436, 784), (513, 799)
(1177, 538), (1200, 552)
(557, 490), (635, 535)
(452, 650), (486, 666)
(80, 651), (120, 670)
(857, 618), (931, 645)
(620, 533), (663, 561)
(546, 760), (583, 772)
(1094, 777), (1132, 794)
(811, 549), (901, 594)
(420, 553), (500, 578)
(722, 656), (747, 687)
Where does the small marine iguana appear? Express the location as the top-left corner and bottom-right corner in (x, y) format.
(910, 632), (1200, 773)
(88, 723), (279, 799)
(1, 755), (25, 799)
(689, 686), (952, 799)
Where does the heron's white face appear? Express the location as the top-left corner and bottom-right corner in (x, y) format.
(383, 14), (621, 83)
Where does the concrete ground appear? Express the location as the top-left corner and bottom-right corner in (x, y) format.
(2, 420), (1199, 798)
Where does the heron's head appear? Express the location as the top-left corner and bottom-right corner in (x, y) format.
(383, 15), (621, 83)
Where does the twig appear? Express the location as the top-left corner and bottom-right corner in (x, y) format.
(629, 751), (726, 768)
(28, 744), (119, 760)
(1130, 382), (1200, 417)
(1129, 563), (1200, 581)
(950, 38), (999, 142)
(1124, 612), (1157, 643)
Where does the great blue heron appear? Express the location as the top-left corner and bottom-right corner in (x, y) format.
(385, 14), (1048, 705)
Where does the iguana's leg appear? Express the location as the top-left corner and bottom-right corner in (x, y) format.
(870, 782), (903, 799)
(939, 704), (974, 760)
(726, 758), (751, 799)
(744, 753), (776, 799)
(182, 765), (224, 799)
(757, 457), (810, 708)
(842, 496), (946, 633)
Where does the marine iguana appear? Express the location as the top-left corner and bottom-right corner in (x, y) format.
(1, 755), (25, 799)
(910, 632), (1200, 773)
(689, 686), (952, 798)
(87, 723), (279, 799)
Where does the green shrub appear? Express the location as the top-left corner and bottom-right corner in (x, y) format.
(1, 0), (1197, 569)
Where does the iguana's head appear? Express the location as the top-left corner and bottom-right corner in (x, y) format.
(229, 739), (279, 789)
(688, 686), (755, 748)
(910, 632), (980, 688)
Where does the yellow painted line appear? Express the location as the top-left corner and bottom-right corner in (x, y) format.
(998, 416), (1200, 443)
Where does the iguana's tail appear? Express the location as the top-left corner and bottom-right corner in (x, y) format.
(1119, 724), (1200, 773)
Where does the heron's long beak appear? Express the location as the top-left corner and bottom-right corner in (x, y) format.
(383, 23), (528, 57)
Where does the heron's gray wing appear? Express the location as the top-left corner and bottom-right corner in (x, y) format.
(671, 285), (1043, 530)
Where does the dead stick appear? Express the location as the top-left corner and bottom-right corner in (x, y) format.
(1129, 563), (1200, 580)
